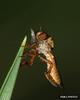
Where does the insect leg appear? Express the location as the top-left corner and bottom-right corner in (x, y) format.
(28, 49), (38, 65)
(38, 55), (53, 73)
(20, 50), (34, 66)
(38, 55), (52, 66)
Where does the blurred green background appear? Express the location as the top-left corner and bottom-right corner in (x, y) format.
(0, 0), (80, 99)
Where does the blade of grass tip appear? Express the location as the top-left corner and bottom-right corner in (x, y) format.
(0, 36), (27, 100)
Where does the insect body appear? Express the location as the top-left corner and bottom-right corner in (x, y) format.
(21, 30), (63, 88)
(36, 37), (63, 87)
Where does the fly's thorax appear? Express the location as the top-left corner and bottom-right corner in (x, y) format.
(36, 40), (51, 55)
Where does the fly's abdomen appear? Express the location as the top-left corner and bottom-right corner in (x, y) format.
(45, 53), (63, 88)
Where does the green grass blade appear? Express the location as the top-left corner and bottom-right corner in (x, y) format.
(0, 36), (27, 100)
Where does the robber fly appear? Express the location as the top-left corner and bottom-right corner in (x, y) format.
(21, 29), (63, 88)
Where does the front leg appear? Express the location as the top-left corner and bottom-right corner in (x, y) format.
(38, 55), (53, 73)
(38, 55), (52, 65)
(21, 49), (38, 66)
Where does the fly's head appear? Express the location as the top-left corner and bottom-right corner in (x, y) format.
(36, 32), (49, 41)
(36, 31), (54, 48)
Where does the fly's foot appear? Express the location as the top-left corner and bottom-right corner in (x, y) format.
(20, 59), (31, 67)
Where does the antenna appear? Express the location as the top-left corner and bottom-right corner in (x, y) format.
(40, 26), (42, 32)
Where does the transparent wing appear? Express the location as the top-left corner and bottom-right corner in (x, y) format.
(31, 29), (36, 43)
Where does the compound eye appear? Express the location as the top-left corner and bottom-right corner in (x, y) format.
(39, 33), (46, 40)
(37, 32), (48, 40)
